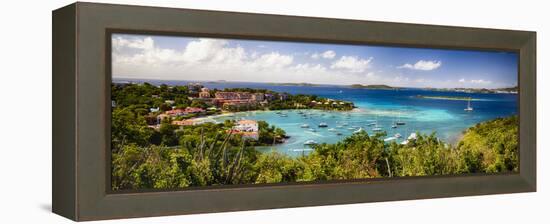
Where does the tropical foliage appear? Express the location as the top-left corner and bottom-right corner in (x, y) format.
(111, 109), (518, 190)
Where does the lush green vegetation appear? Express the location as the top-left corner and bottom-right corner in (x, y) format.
(111, 113), (518, 190)
(112, 83), (355, 115)
(112, 82), (194, 113)
(111, 107), (288, 190)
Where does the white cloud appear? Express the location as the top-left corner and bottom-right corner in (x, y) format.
(398, 60), (442, 71)
(311, 53), (320, 59)
(311, 50), (336, 59)
(112, 36), (504, 88)
(113, 36), (154, 51)
(470, 79), (492, 85)
(113, 36), (378, 84)
(330, 56), (373, 73)
(321, 50), (336, 59)
(250, 52), (293, 69)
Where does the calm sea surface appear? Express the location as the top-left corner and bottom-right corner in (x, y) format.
(116, 79), (518, 156)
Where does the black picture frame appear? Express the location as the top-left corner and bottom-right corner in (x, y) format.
(53, 2), (536, 221)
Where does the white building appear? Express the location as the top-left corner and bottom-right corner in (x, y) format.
(234, 120), (259, 132)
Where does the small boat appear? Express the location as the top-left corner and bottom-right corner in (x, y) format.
(308, 128), (316, 132)
(372, 127), (382, 132)
(342, 123), (349, 126)
(328, 128), (337, 132)
(336, 125), (343, 129)
(353, 127), (364, 134)
(347, 127), (355, 130)
(275, 111), (282, 114)
(280, 114), (288, 117)
(384, 136), (397, 142)
(401, 133), (417, 145)
(391, 124), (397, 128)
(300, 124), (310, 128)
(464, 97), (474, 111)
(394, 133), (402, 138)
(304, 140), (318, 145)
(352, 125), (360, 128)
(318, 122), (328, 127)
(367, 123), (377, 126)
(336, 132), (343, 136)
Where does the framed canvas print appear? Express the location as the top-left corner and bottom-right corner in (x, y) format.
(52, 2), (536, 221)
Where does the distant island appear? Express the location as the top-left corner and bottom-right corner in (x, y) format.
(415, 95), (481, 101)
(206, 80), (228, 84)
(423, 86), (518, 94)
(348, 84), (399, 90)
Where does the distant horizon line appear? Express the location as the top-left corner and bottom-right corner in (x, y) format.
(112, 77), (518, 90)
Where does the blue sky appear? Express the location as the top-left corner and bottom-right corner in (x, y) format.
(112, 34), (517, 88)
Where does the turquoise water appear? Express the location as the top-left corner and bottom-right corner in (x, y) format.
(117, 79), (518, 157)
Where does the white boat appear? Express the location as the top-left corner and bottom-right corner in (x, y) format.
(353, 127), (364, 134)
(328, 128), (337, 132)
(304, 140), (318, 145)
(372, 127), (382, 132)
(308, 128), (316, 132)
(401, 133), (417, 144)
(367, 122), (377, 126)
(336, 125), (343, 129)
(391, 124), (397, 128)
(347, 127), (355, 130)
(464, 97), (474, 111)
(384, 136), (397, 142)
(342, 123), (349, 126)
(318, 122), (328, 127)
(300, 124), (310, 128)
(394, 133), (402, 138)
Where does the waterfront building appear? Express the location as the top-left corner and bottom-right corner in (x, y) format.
(199, 87), (211, 98)
(234, 120), (259, 132)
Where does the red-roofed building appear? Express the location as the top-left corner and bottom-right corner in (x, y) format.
(165, 107), (205, 117)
